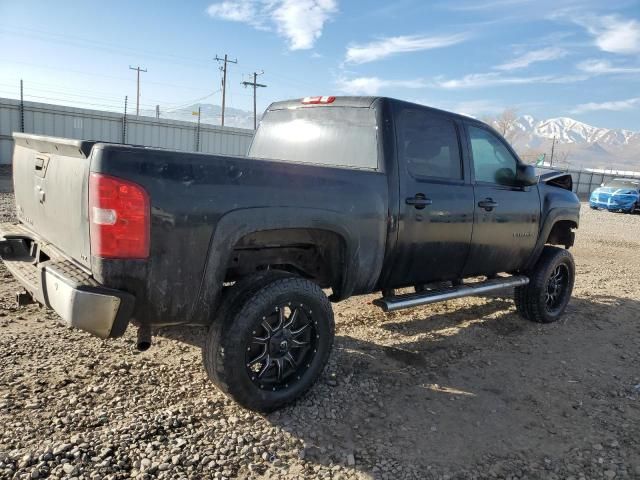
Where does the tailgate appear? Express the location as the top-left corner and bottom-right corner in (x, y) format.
(12, 133), (97, 268)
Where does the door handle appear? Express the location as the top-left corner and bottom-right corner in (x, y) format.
(406, 194), (432, 210)
(478, 198), (498, 211)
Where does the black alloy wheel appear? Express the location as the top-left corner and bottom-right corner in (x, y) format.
(245, 302), (318, 391)
(203, 275), (334, 412)
(544, 263), (570, 315)
(514, 246), (575, 323)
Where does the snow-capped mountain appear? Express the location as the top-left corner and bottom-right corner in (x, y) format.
(503, 116), (640, 170)
(511, 116), (639, 147)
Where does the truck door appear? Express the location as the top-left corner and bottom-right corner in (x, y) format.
(462, 122), (540, 276)
(386, 106), (474, 288)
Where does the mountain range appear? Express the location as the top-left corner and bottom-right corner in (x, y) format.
(498, 116), (640, 171)
(146, 103), (639, 171)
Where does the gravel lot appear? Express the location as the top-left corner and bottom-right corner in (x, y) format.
(1, 180), (639, 480)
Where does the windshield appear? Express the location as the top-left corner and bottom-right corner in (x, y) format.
(248, 106), (379, 170)
(603, 180), (640, 190)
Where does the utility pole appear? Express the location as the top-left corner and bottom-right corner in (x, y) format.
(122, 96), (128, 143)
(19, 79), (24, 133)
(129, 65), (147, 116)
(550, 135), (556, 168)
(194, 106), (201, 152)
(155, 105), (160, 119)
(215, 54), (237, 127)
(241, 71), (267, 130)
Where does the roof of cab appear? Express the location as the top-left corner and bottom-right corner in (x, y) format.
(268, 96), (378, 110)
(266, 96), (476, 123)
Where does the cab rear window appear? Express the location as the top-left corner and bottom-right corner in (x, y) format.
(248, 106), (378, 170)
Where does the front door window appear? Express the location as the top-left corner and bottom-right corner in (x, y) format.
(468, 126), (517, 185)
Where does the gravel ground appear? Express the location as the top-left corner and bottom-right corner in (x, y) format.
(1, 185), (639, 480)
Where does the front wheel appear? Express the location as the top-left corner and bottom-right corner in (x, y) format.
(514, 246), (575, 323)
(203, 276), (334, 412)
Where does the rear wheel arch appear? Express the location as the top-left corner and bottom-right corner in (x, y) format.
(227, 227), (348, 296)
(191, 208), (360, 326)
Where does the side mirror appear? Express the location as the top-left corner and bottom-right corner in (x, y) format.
(515, 164), (538, 187)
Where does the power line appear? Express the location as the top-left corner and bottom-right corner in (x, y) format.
(163, 90), (221, 113)
(6, 81), (211, 108)
(19, 93), (127, 110)
(0, 81), (223, 114)
(0, 58), (211, 92)
(0, 26), (210, 69)
(241, 71), (267, 130)
(215, 54), (237, 127)
(129, 65), (147, 116)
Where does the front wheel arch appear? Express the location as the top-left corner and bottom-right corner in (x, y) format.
(524, 208), (579, 270)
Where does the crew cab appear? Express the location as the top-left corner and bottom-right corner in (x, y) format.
(0, 96), (580, 411)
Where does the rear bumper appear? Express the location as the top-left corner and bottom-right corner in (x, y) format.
(0, 222), (134, 338)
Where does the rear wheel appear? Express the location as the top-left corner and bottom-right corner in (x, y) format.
(514, 246), (575, 323)
(203, 275), (334, 412)
(202, 271), (291, 377)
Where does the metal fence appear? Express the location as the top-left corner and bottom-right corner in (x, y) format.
(0, 97), (254, 165)
(544, 167), (640, 200)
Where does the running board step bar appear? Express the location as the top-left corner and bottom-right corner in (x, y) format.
(373, 276), (529, 313)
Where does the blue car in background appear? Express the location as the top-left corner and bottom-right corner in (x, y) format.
(590, 178), (640, 213)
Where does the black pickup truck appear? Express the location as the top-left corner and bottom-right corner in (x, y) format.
(1, 96), (579, 411)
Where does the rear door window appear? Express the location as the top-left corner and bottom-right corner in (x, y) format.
(396, 109), (462, 180)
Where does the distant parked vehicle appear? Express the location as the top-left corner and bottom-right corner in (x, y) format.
(590, 178), (640, 213)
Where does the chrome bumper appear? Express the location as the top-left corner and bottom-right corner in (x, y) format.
(0, 222), (134, 338)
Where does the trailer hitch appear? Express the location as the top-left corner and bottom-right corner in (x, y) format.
(16, 290), (36, 306)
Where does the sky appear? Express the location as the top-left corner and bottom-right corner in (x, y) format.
(1, 0), (639, 130)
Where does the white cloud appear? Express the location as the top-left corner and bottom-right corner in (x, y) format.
(345, 33), (469, 64)
(451, 100), (505, 117)
(206, 0), (337, 50)
(337, 70), (588, 94)
(435, 72), (586, 89)
(571, 97), (640, 113)
(577, 59), (640, 74)
(336, 76), (426, 95)
(444, 0), (534, 11)
(206, 0), (259, 23)
(573, 14), (640, 54)
(272, 0), (338, 50)
(496, 47), (568, 71)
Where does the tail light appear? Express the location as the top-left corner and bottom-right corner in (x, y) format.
(89, 173), (150, 259)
